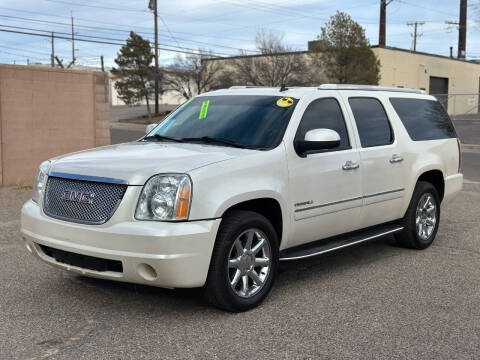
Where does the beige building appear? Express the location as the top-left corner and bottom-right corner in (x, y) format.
(372, 46), (480, 115)
(109, 68), (187, 107)
(207, 44), (480, 116)
(110, 77), (185, 106)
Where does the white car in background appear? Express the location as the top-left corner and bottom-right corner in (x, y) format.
(21, 84), (463, 312)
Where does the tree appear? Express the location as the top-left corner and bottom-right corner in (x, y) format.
(313, 12), (381, 85)
(232, 30), (317, 87)
(165, 50), (223, 100)
(111, 32), (158, 120)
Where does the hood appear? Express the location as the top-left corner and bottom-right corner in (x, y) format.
(49, 141), (249, 185)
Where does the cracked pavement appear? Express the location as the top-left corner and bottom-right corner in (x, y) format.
(1, 181), (479, 359)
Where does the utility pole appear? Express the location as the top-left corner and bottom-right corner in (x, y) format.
(100, 55), (104, 72)
(71, 14), (75, 65)
(458, 0), (467, 59)
(446, 0), (467, 59)
(379, 0), (393, 47)
(407, 21), (425, 52)
(51, 32), (55, 68)
(149, 0), (160, 116)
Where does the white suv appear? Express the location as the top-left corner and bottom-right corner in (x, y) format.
(21, 85), (463, 312)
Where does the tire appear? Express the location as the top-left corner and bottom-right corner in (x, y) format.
(204, 210), (279, 312)
(395, 181), (441, 250)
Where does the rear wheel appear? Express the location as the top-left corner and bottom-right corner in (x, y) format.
(395, 181), (440, 249)
(204, 210), (279, 312)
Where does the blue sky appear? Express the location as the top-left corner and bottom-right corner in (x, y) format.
(0, 0), (479, 68)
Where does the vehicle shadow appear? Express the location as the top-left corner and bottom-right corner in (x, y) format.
(63, 236), (404, 313)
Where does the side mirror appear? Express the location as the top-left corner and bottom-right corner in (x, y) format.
(294, 128), (341, 156)
(146, 123), (158, 134)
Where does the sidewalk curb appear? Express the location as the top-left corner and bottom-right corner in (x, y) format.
(461, 144), (480, 154)
(110, 122), (147, 132)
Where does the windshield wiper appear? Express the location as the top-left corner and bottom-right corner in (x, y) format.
(181, 136), (252, 149)
(142, 134), (184, 143)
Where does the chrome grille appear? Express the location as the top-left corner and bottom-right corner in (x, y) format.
(43, 176), (127, 225)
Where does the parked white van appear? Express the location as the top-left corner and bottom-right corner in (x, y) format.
(21, 85), (463, 311)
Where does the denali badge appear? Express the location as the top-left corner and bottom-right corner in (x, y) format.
(61, 190), (95, 204)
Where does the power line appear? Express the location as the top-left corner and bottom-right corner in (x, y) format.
(40, 0), (318, 38)
(219, 0), (328, 22)
(0, 48), (44, 59)
(0, 7), (255, 43)
(0, 43), (53, 56)
(157, 14), (181, 49)
(43, 0), (148, 13)
(0, 14), (259, 53)
(396, 0), (454, 16)
(0, 28), (227, 57)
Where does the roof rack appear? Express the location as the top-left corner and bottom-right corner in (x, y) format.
(318, 84), (425, 94)
(227, 84), (426, 94)
(228, 85), (303, 90)
(229, 86), (273, 89)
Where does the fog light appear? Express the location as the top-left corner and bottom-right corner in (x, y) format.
(137, 263), (157, 281)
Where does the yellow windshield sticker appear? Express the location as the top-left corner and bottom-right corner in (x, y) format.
(199, 100), (210, 119)
(276, 97), (294, 107)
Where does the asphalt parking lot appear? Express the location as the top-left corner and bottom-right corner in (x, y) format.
(0, 122), (479, 359)
(1, 182), (480, 359)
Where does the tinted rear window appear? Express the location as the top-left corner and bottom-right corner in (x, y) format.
(389, 98), (456, 141)
(349, 98), (393, 147)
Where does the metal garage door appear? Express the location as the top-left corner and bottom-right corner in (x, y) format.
(429, 76), (449, 111)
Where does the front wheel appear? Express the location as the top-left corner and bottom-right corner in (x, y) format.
(204, 210), (279, 312)
(395, 181), (440, 250)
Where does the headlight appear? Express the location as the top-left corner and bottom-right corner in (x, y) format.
(135, 174), (192, 221)
(32, 160), (51, 203)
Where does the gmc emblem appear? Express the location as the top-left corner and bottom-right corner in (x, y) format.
(61, 190), (95, 204)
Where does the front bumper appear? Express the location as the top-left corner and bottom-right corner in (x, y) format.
(21, 200), (221, 288)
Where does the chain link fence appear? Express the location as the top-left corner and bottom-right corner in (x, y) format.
(433, 93), (480, 145)
(433, 93), (480, 120)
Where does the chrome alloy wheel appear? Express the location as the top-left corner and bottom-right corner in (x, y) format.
(227, 229), (272, 298)
(415, 193), (437, 241)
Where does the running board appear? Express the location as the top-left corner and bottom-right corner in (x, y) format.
(279, 224), (404, 261)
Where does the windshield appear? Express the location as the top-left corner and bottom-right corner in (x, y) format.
(147, 95), (298, 150)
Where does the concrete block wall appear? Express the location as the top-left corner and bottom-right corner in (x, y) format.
(0, 64), (110, 186)
(94, 73), (111, 147)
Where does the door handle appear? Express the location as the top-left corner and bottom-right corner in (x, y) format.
(342, 160), (360, 170)
(390, 154), (404, 164)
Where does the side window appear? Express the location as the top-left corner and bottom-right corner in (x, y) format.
(389, 98), (457, 141)
(295, 98), (350, 152)
(349, 97), (394, 148)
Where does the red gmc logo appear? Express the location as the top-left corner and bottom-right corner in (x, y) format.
(61, 190), (95, 204)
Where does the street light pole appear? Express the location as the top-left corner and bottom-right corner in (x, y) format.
(154, 0), (159, 116)
(71, 15), (75, 65)
(51, 32), (55, 68)
(148, 0), (160, 116)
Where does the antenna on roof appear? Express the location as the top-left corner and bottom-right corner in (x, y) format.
(279, 83), (287, 92)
